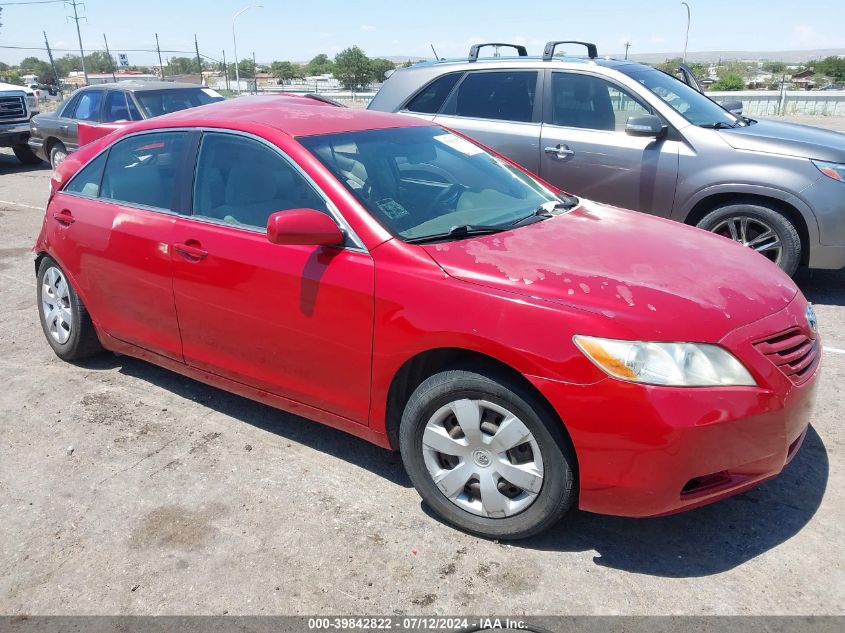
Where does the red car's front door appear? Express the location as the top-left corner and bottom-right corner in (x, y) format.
(47, 131), (190, 361)
(170, 131), (375, 423)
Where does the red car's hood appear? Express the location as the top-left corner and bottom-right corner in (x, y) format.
(421, 201), (798, 342)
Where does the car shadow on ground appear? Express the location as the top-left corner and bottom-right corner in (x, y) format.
(508, 424), (828, 577)
(795, 267), (845, 307)
(80, 352), (828, 579)
(77, 353), (412, 488)
(0, 151), (50, 173)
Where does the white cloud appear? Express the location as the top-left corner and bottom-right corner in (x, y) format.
(360, 25), (376, 31)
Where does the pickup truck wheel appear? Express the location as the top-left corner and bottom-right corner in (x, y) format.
(49, 142), (68, 169)
(13, 144), (43, 165)
(696, 201), (801, 276)
(400, 368), (576, 540)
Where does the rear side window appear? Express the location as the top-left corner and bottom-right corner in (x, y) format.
(71, 90), (104, 122)
(64, 152), (107, 197)
(100, 132), (188, 210)
(192, 132), (328, 229)
(444, 71), (537, 122)
(102, 91), (131, 122)
(404, 73), (462, 114)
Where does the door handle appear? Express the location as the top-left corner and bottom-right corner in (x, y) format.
(59, 125), (69, 132)
(52, 209), (75, 226)
(544, 144), (575, 160)
(174, 241), (208, 262)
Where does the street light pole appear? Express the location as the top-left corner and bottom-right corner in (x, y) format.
(232, 4), (263, 94)
(681, 2), (691, 64)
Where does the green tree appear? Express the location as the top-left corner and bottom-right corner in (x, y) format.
(810, 56), (845, 82)
(168, 56), (199, 75)
(54, 54), (83, 78)
(369, 57), (395, 82)
(227, 58), (255, 79)
(710, 72), (745, 91)
(305, 53), (333, 76)
(84, 51), (117, 74)
(19, 56), (54, 83)
(270, 60), (303, 83)
(762, 61), (787, 74)
(333, 46), (372, 90)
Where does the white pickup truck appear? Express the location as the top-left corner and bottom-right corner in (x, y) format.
(0, 81), (43, 164)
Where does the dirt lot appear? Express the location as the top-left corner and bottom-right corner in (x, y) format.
(0, 148), (843, 616)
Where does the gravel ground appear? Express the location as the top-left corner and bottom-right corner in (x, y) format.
(0, 148), (843, 616)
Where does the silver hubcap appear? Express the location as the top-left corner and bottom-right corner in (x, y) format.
(422, 399), (544, 519)
(41, 266), (72, 344)
(711, 215), (783, 264)
(52, 149), (66, 168)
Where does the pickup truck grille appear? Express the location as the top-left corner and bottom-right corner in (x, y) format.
(753, 327), (819, 384)
(0, 95), (27, 121)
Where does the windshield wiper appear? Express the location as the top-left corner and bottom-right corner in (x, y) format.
(404, 224), (507, 244)
(508, 195), (580, 227)
(699, 121), (739, 129)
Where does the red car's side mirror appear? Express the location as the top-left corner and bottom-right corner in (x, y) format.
(266, 209), (345, 247)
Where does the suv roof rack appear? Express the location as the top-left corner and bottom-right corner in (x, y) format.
(468, 43), (528, 62)
(542, 40), (598, 61)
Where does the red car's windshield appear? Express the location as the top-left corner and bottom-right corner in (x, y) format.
(299, 126), (563, 241)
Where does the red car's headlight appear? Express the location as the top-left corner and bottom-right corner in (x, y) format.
(573, 335), (756, 387)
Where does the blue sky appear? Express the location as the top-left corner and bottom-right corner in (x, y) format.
(1, 0), (843, 66)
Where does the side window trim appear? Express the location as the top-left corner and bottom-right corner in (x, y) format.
(440, 69), (542, 124)
(542, 69), (656, 131)
(186, 129), (366, 251)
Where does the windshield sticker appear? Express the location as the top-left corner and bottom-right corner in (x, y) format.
(434, 134), (484, 156)
(376, 198), (410, 220)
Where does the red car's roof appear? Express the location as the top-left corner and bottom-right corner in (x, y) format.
(143, 94), (431, 137)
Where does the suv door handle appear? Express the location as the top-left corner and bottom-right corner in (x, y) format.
(174, 241), (208, 262)
(52, 209), (75, 226)
(544, 144), (575, 160)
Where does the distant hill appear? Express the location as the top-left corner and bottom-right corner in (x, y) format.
(615, 48), (845, 64)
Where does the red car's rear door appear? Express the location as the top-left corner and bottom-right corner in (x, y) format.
(170, 131), (375, 423)
(46, 130), (192, 361)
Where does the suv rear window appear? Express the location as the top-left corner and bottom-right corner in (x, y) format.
(444, 71), (537, 122)
(404, 73), (462, 114)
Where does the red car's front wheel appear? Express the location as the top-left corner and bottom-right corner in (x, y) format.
(399, 367), (577, 540)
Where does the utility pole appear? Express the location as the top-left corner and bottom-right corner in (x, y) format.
(194, 34), (203, 85)
(681, 2), (691, 64)
(222, 50), (230, 92)
(103, 34), (116, 83)
(155, 33), (165, 79)
(624, 41), (632, 60)
(67, 0), (88, 85)
(252, 51), (257, 94)
(43, 31), (61, 92)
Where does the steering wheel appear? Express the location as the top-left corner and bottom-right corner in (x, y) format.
(430, 183), (466, 213)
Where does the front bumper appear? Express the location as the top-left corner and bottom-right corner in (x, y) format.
(0, 121), (31, 147)
(27, 135), (46, 161)
(530, 295), (820, 518)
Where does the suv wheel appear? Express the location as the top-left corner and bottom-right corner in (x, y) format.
(37, 257), (104, 361)
(49, 142), (68, 169)
(399, 368), (576, 540)
(13, 144), (43, 165)
(696, 200), (801, 276)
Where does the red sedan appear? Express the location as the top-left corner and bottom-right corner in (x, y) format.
(34, 95), (820, 539)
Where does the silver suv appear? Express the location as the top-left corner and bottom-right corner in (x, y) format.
(368, 41), (845, 275)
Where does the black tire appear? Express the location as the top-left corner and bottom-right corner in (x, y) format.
(36, 257), (104, 361)
(49, 141), (67, 170)
(13, 144), (43, 165)
(696, 200), (802, 276)
(399, 368), (576, 540)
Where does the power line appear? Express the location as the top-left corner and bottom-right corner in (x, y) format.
(0, 1), (66, 5)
